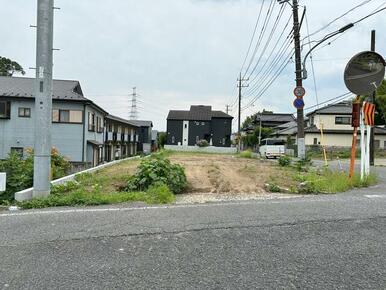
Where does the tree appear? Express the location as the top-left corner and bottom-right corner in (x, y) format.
(241, 109), (273, 130)
(157, 132), (167, 149)
(0, 56), (25, 76)
(374, 79), (386, 124)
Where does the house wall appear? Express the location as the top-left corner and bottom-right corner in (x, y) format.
(211, 118), (232, 147)
(0, 98), (86, 162)
(310, 114), (352, 131)
(305, 132), (386, 149)
(84, 104), (105, 164)
(188, 120), (211, 146)
(167, 120), (183, 145)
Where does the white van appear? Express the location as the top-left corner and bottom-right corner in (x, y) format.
(259, 139), (285, 159)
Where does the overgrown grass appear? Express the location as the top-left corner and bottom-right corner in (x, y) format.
(238, 150), (254, 159)
(289, 169), (377, 194)
(18, 182), (175, 209)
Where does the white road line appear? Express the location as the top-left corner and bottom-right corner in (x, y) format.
(364, 195), (386, 199)
(0, 197), (327, 218)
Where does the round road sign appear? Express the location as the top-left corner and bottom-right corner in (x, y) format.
(293, 86), (306, 98)
(344, 51), (385, 95)
(293, 98), (305, 109)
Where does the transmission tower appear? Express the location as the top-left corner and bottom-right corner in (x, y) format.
(129, 87), (138, 120)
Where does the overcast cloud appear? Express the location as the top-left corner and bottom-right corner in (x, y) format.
(1, 0), (385, 130)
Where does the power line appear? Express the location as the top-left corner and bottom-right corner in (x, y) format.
(245, 3), (287, 79)
(240, 0), (266, 73)
(242, 0), (277, 78)
(307, 0), (375, 38)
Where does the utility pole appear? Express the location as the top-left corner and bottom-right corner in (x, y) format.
(226, 105), (230, 115)
(129, 87), (138, 120)
(292, 0), (305, 159)
(258, 112), (262, 146)
(33, 0), (54, 198)
(370, 30), (376, 166)
(237, 73), (249, 151)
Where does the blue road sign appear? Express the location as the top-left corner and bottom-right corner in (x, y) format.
(293, 98), (305, 109)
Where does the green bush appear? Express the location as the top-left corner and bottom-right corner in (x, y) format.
(278, 155), (291, 167)
(196, 139), (209, 147)
(239, 150), (253, 159)
(0, 152), (33, 200)
(0, 149), (71, 201)
(125, 155), (187, 194)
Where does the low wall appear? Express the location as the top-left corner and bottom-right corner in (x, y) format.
(15, 156), (141, 202)
(164, 145), (237, 154)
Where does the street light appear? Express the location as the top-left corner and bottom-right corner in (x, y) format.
(302, 23), (354, 80)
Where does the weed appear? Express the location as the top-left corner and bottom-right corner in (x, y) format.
(278, 156), (291, 167)
(239, 150), (253, 159)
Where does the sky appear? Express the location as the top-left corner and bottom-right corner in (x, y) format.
(1, 0), (386, 131)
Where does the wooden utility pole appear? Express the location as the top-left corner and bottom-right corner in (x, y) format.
(370, 30), (376, 166)
(292, 0), (305, 159)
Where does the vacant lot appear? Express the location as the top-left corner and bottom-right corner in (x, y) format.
(168, 153), (289, 194)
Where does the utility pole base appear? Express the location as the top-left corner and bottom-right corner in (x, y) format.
(33, 155), (51, 199)
(297, 138), (306, 159)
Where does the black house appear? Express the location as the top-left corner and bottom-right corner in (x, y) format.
(166, 105), (233, 147)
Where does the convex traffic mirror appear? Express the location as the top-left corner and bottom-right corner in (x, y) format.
(344, 51), (385, 95)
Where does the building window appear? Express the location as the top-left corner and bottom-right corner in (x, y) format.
(18, 107), (31, 118)
(96, 117), (103, 133)
(310, 116), (314, 126)
(52, 109), (83, 124)
(335, 116), (351, 125)
(88, 112), (95, 131)
(375, 140), (380, 149)
(313, 138), (318, 145)
(184, 124), (187, 129)
(172, 136), (175, 144)
(11, 147), (23, 157)
(0, 101), (11, 119)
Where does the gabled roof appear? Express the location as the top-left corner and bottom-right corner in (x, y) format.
(167, 105), (233, 121)
(306, 101), (352, 116)
(274, 120), (297, 130)
(255, 113), (295, 123)
(0, 76), (108, 114)
(0, 76), (88, 101)
(105, 114), (140, 127)
(129, 120), (153, 128)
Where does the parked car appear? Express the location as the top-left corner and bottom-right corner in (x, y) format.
(259, 139), (285, 158)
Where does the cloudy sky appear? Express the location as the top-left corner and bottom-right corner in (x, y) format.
(1, 0), (385, 131)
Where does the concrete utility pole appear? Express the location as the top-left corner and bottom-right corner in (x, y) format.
(33, 0), (54, 198)
(237, 73), (249, 151)
(370, 30), (376, 166)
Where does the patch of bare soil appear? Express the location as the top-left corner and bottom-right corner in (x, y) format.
(168, 154), (283, 195)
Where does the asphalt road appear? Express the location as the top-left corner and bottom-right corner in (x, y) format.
(1, 167), (386, 289)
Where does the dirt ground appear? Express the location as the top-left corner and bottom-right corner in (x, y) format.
(168, 153), (288, 194)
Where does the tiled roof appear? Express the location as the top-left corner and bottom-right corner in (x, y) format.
(0, 76), (88, 101)
(255, 113), (296, 123)
(105, 115), (140, 127)
(167, 105), (233, 121)
(306, 101), (353, 116)
(129, 120), (153, 127)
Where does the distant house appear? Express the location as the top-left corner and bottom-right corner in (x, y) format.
(273, 101), (386, 149)
(254, 113), (296, 128)
(0, 76), (107, 167)
(129, 120), (153, 154)
(104, 115), (140, 162)
(305, 101), (386, 148)
(166, 105), (233, 147)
